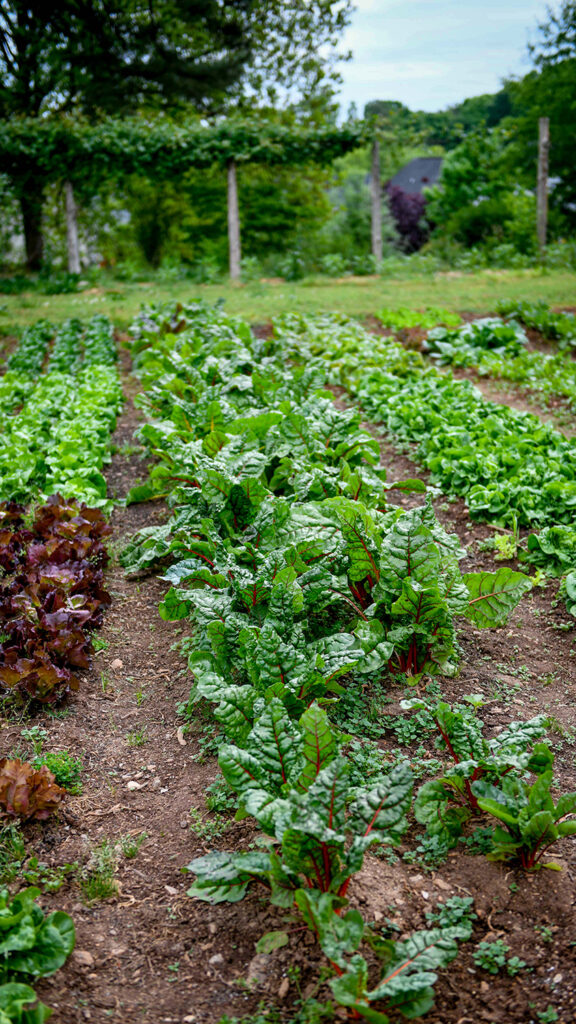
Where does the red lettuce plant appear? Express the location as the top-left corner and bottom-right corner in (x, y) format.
(0, 496), (111, 704)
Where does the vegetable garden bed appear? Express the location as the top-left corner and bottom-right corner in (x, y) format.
(0, 304), (575, 1024)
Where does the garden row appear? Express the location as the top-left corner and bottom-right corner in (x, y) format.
(274, 312), (576, 617)
(377, 299), (576, 352)
(424, 315), (576, 412)
(0, 316), (122, 506)
(122, 302), (576, 1022)
(0, 319), (123, 1022)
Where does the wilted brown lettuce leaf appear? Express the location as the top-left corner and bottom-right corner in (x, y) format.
(0, 757), (66, 820)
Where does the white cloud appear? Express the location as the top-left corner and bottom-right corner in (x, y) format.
(337, 0), (557, 112)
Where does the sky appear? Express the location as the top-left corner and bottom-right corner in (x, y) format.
(338, 0), (556, 114)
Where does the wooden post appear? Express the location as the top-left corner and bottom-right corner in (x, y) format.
(537, 117), (549, 252)
(227, 159), (241, 281)
(371, 137), (382, 263)
(65, 181), (81, 274)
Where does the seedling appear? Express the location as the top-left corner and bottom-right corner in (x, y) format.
(21, 726), (49, 756)
(22, 856), (78, 893)
(535, 1007), (559, 1023)
(125, 725), (148, 747)
(204, 777), (236, 815)
(472, 940), (526, 975)
(0, 824), (25, 883)
(79, 839), (119, 903)
(425, 896), (477, 937)
(189, 808), (228, 842)
(121, 832), (147, 859)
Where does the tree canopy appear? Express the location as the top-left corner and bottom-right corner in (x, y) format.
(0, 0), (353, 118)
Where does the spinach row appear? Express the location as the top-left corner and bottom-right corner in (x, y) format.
(0, 316), (122, 506)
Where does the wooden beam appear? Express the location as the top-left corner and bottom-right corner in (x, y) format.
(227, 159), (241, 281)
(65, 181), (81, 275)
(537, 117), (550, 252)
(371, 138), (382, 263)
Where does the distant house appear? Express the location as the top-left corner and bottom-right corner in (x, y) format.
(388, 157), (443, 195)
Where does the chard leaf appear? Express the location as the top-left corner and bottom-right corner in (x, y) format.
(218, 745), (266, 796)
(195, 675), (257, 743)
(463, 568), (532, 627)
(377, 512), (440, 597)
(348, 762), (413, 842)
(353, 620), (394, 673)
(249, 698), (302, 791)
(297, 705), (336, 792)
(368, 926), (463, 1010)
(309, 633), (360, 681)
(328, 499), (382, 583)
(185, 851), (271, 904)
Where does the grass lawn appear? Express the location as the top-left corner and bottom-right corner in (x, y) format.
(1, 267), (575, 332)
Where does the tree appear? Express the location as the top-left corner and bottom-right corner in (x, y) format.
(506, 1), (576, 227)
(530, 0), (576, 67)
(386, 186), (428, 252)
(0, 0), (352, 268)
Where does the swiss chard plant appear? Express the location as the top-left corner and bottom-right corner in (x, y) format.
(473, 768), (576, 871)
(186, 703), (467, 1020)
(322, 912), (467, 1023)
(401, 695), (551, 844)
(119, 302), (540, 1020)
(186, 702), (413, 905)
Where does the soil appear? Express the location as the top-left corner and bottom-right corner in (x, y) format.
(2, 333), (576, 1024)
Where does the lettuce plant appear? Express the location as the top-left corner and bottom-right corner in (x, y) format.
(0, 316), (121, 507)
(0, 496), (112, 703)
(0, 760), (65, 822)
(273, 312), (576, 532)
(0, 887), (74, 981)
(424, 317), (528, 364)
(0, 982), (51, 1023)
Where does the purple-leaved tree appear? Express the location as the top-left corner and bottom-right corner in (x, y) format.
(386, 185), (429, 252)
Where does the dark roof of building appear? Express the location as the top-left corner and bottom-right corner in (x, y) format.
(388, 157), (443, 195)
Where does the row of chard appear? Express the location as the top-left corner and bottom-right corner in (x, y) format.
(121, 302), (540, 1021)
(273, 313), (576, 617)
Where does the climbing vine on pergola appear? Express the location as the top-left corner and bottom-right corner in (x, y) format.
(0, 118), (366, 276)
